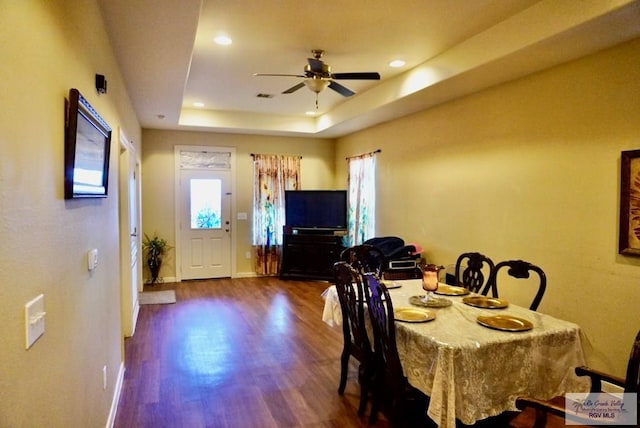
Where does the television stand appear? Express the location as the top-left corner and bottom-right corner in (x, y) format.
(280, 227), (347, 281)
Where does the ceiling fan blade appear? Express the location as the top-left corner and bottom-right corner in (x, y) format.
(307, 58), (325, 73)
(282, 82), (306, 94)
(331, 72), (381, 80)
(328, 80), (355, 97)
(254, 73), (305, 78)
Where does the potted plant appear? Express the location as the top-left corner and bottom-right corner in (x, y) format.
(142, 233), (172, 284)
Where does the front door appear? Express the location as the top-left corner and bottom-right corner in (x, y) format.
(178, 155), (232, 280)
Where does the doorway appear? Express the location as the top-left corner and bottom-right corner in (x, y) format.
(118, 130), (141, 337)
(174, 146), (235, 281)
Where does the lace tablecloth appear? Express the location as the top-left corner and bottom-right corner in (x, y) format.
(322, 280), (589, 427)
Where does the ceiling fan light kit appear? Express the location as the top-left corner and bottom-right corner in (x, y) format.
(254, 49), (380, 108)
(304, 77), (330, 94)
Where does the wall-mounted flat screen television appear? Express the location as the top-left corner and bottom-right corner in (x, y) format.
(285, 190), (348, 229)
(64, 88), (112, 199)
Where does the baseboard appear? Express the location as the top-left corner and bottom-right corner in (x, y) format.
(129, 302), (140, 337)
(234, 271), (258, 278)
(105, 362), (125, 428)
(602, 381), (624, 393)
(153, 274), (260, 281)
(144, 276), (177, 284)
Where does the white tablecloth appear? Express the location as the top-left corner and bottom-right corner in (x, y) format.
(321, 279), (589, 427)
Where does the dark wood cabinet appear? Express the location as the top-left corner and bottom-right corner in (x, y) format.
(280, 229), (347, 281)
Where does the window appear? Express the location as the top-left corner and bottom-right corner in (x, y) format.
(189, 179), (222, 229)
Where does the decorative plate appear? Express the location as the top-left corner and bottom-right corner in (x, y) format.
(381, 280), (402, 289)
(409, 295), (452, 308)
(476, 315), (533, 332)
(435, 284), (470, 296)
(462, 296), (509, 309)
(394, 307), (436, 323)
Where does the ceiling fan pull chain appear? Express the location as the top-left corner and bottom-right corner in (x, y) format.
(315, 93), (319, 110)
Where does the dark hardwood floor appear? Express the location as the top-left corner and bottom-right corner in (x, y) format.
(114, 276), (392, 428)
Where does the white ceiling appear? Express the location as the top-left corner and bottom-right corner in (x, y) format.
(97, 0), (640, 138)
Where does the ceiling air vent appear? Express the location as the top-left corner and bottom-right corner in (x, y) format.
(256, 93), (275, 99)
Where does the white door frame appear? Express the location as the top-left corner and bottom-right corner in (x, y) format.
(118, 129), (142, 337)
(174, 145), (237, 281)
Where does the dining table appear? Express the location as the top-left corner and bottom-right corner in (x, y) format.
(321, 279), (590, 428)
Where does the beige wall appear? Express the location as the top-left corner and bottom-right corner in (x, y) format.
(140, 129), (336, 277)
(336, 38), (640, 378)
(5, 1), (637, 425)
(0, 1), (141, 426)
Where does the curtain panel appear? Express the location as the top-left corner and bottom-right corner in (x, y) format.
(252, 154), (300, 275)
(347, 152), (376, 246)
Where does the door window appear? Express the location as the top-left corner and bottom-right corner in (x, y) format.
(190, 178), (222, 229)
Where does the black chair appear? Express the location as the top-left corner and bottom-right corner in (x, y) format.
(484, 259), (547, 311)
(340, 244), (385, 278)
(510, 329), (640, 428)
(333, 261), (374, 416)
(363, 272), (429, 427)
(454, 252), (495, 293)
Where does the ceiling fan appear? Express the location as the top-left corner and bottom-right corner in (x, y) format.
(254, 49), (380, 105)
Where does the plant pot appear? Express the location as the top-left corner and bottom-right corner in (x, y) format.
(148, 255), (161, 284)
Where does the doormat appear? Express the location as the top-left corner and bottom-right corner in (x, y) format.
(139, 290), (176, 305)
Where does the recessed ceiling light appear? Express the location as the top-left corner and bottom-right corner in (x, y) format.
(214, 35), (232, 45)
(389, 59), (406, 68)
(193, 102), (205, 108)
(305, 111), (317, 116)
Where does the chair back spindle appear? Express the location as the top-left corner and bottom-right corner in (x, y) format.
(455, 252), (495, 293)
(340, 244), (385, 278)
(486, 259), (546, 311)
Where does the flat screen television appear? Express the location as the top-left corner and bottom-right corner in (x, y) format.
(64, 88), (112, 199)
(285, 190), (348, 229)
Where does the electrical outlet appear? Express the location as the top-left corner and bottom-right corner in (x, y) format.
(245, 251), (251, 259)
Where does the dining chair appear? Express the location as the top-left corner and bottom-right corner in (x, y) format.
(454, 252), (495, 293)
(484, 259), (547, 311)
(333, 261), (374, 417)
(363, 272), (429, 427)
(340, 244), (385, 277)
(510, 328), (640, 428)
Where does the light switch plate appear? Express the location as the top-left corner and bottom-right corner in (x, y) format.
(88, 248), (98, 270)
(25, 294), (45, 349)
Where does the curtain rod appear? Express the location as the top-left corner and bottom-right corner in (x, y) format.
(251, 153), (302, 159)
(346, 148), (381, 160)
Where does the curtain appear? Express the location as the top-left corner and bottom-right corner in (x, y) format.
(252, 154), (300, 275)
(347, 152), (377, 246)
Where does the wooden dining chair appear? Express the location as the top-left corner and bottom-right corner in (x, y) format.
(340, 244), (385, 277)
(333, 261), (374, 417)
(510, 328), (640, 428)
(363, 272), (429, 427)
(454, 252), (495, 293)
(484, 259), (547, 311)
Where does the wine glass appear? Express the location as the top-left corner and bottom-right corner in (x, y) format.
(421, 264), (440, 304)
